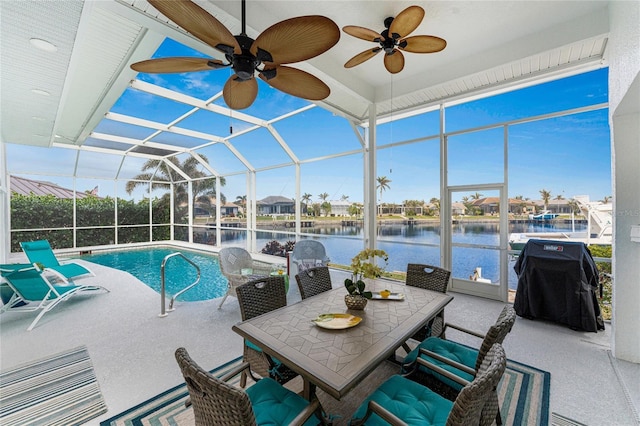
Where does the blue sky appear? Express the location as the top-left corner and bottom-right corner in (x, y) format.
(7, 38), (611, 205)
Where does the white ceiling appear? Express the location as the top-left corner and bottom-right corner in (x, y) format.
(1, 0), (610, 152)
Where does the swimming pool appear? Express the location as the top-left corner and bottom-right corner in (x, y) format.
(80, 247), (230, 302)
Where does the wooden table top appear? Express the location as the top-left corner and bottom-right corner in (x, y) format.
(232, 279), (453, 400)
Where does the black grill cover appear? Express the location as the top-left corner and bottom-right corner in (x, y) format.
(513, 239), (605, 332)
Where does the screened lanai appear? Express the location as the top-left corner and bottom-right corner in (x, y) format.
(1, 0), (638, 367)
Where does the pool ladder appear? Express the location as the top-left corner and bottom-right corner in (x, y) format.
(159, 252), (201, 317)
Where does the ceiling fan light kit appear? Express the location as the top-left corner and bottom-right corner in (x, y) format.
(343, 5), (446, 74)
(131, 0), (340, 110)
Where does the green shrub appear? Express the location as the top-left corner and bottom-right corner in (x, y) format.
(10, 194), (170, 251)
(589, 245), (612, 320)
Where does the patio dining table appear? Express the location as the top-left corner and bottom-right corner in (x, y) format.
(232, 278), (453, 401)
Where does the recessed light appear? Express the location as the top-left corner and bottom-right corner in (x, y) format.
(30, 38), (57, 52)
(31, 89), (50, 96)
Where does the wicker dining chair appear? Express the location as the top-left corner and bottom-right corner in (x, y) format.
(218, 247), (272, 309)
(351, 343), (507, 426)
(405, 263), (451, 341)
(295, 266), (333, 299)
(235, 275), (299, 387)
(175, 347), (321, 426)
(401, 305), (517, 426)
(290, 240), (330, 273)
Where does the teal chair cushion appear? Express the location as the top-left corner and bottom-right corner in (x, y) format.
(403, 337), (478, 391)
(246, 377), (318, 426)
(351, 375), (454, 425)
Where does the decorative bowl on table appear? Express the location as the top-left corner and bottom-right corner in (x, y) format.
(344, 294), (368, 310)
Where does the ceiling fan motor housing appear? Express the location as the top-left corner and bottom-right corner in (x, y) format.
(231, 34), (260, 80)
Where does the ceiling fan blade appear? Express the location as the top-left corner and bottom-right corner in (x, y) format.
(223, 76), (258, 110)
(342, 25), (384, 42)
(149, 0), (240, 55)
(131, 57), (227, 73)
(344, 48), (382, 68)
(400, 35), (447, 53)
(384, 50), (405, 74)
(251, 15), (340, 65)
(389, 5), (425, 39)
(259, 65), (330, 101)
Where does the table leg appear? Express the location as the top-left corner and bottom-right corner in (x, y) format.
(304, 380), (333, 425)
(303, 379), (316, 401)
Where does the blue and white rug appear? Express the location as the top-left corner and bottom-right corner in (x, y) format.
(0, 346), (107, 426)
(99, 356), (550, 426)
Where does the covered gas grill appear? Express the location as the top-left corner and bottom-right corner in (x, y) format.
(514, 239), (605, 332)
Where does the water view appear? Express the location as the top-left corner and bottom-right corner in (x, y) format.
(222, 221), (587, 289)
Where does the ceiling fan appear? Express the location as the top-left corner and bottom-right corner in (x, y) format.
(343, 5), (446, 74)
(131, 0), (340, 110)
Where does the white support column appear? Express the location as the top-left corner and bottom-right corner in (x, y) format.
(248, 171), (257, 252)
(364, 104), (377, 251)
(608, 0), (640, 364)
(440, 105), (450, 269)
(0, 143), (10, 262)
(169, 183), (174, 241)
(500, 125), (510, 302)
(187, 181), (193, 243)
(295, 164), (301, 236)
(215, 177), (221, 247)
(148, 181), (153, 242)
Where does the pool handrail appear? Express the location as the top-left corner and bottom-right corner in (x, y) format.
(159, 252), (201, 317)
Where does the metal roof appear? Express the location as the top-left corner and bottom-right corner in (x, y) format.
(10, 175), (94, 199)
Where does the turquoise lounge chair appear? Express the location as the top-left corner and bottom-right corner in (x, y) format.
(20, 240), (95, 281)
(0, 264), (108, 331)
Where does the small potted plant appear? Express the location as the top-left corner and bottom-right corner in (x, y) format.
(344, 248), (389, 310)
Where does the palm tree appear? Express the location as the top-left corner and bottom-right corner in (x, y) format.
(301, 193), (313, 216)
(235, 195), (247, 217)
(318, 192), (329, 202)
(600, 195), (612, 204)
(321, 201), (332, 216)
(461, 196), (473, 215)
(376, 176), (391, 215)
(568, 199), (580, 215)
(348, 203), (362, 217)
(470, 192), (483, 201)
(311, 202), (321, 217)
(539, 189), (552, 210)
(429, 197), (440, 216)
(126, 156), (225, 219)
(340, 194), (350, 201)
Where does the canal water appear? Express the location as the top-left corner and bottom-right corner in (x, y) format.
(227, 220), (586, 289)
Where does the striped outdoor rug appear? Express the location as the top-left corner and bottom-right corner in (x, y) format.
(100, 356), (550, 426)
(0, 346), (107, 426)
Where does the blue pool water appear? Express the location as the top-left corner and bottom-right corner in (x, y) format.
(81, 248), (228, 301)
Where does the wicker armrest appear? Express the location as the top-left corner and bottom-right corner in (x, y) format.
(443, 322), (485, 339)
(250, 264), (273, 276)
(366, 400), (409, 426)
(185, 362), (252, 409)
(416, 357), (471, 387)
(289, 399), (321, 426)
(219, 361), (252, 382)
(419, 348), (476, 376)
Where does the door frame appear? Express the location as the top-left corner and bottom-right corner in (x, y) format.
(443, 183), (509, 301)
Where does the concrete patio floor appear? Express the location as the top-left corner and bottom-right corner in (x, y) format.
(0, 259), (638, 425)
